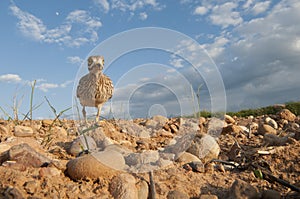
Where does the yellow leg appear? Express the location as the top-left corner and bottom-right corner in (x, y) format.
(96, 104), (103, 122)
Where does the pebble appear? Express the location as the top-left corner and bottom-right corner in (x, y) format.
(24, 181), (39, 194)
(263, 133), (289, 146)
(42, 119), (53, 127)
(187, 134), (220, 164)
(176, 152), (201, 165)
(261, 189), (281, 199)
(136, 180), (149, 199)
(39, 167), (61, 178)
(0, 125), (8, 134)
(224, 115), (235, 124)
(0, 143), (11, 154)
(228, 179), (259, 199)
(152, 115), (169, 126)
(66, 154), (120, 180)
(167, 190), (189, 199)
(6, 143), (50, 168)
(68, 135), (97, 156)
(257, 124), (276, 135)
(109, 173), (138, 199)
(200, 195), (218, 199)
(14, 125), (34, 137)
(222, 125), (243, 135)
(265, 117), (278, 129)
(4, 186), (26, 199)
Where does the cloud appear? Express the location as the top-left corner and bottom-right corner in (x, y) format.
(93, 0), (110, 12)
(10, 5), (102, 47)
(209, 2), (243, 28)
(0, 74), (22, 83)
(67, 56), (84, 65)
(252, 1), (271, 15)
(139, 12), (148, 20)
(193, 6), (208, 15)
(36, 80), (73, 92)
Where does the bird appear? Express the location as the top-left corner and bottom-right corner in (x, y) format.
(77, 56), (114, 122)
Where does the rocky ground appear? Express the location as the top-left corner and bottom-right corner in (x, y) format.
(0, 108), (299, 199)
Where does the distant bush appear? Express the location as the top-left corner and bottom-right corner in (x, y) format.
(286, 101), (300, 115)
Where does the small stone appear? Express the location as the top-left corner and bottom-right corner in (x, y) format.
(228, 179), (259, 199)
(152, 115), (169, 126)
(200, 195), (218, 199)
(258, 124), (276, 135)
(4, 186), (26, 199)
(225, 115), (235, 124)
(67, 154), (120, 181)
(188, 161), (205, 172)
(42, 119), (53, 127)
(167, 190), (189, 199)
(53, 126), (68, 137)
(14, 125), (34, 137)
(176, 152), (201, 165)
(39, 167), (61, 178)
(137, 180), (149, 199)
(145, 119), (158, 129)
(222, 125), (243, 135)
(228, 141), (242, 161)
(278, 109), (296, 121)
(24, 181), (39, 194)
(109, 173), (138, 199)
(187, 134), (220, 164)
(199, 117), (206, 125)
(7, 143), (50, 167)
(262, 189), (281, 199)
(265, 117), (278, 129)
(68, 135), (97, 156)
(0, 125), (8, 134)
(0, 143), (11, 154)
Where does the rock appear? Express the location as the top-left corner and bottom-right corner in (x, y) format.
(167, 190), (189, 199)
(6, 143), (50, 167)
(152, 115), (169, 126)
(0, 143), (11, 154)
(228, 141), (242, 161)
(0, 125), (8, 134)
(125, 151), (159, 166)
(176, 152), (201, 165)
(187, 161), (205, 172)
(257, 124), (276, 135)
(261, 189), (281, 199)
(24, 180), (39, 194)
(207, 118), (227, 137)
(278, 109), (296, 121)
(200, 195), (218, 199)
(53, 126), (68, 137)
(222, 125), (243, 135)
(263, 134), (289, 146)
(265, 117), (278, 129)
(42, 119), (53, 127)
(93, 149), (126, 171)
(66, 154), (120, 180)
(118, 120), (150, 138)
(68, 135), (97, 156)
(199, 117), (206, 125)
(4, 186), (26, 199)
(14, 125), (34, 137)
(225, 115), (235, 124)
(137, 180), (149, 199)
(187, 134), (220, 164)
(39, 167), (61, 178)
(109, 173), (138, 199)
(145, 119), (158, 129)
(228, 179), (259, 199)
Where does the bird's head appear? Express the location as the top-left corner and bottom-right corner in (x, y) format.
(87, 56), (104, 74)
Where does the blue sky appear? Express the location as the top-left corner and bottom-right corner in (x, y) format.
(1, 0), (300, 119)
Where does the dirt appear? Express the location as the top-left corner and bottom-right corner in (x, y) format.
(0, 115), (299, 199)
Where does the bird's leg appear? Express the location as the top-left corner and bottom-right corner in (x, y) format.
(96, 104), (103, 122)
(82, 106), (87, 123)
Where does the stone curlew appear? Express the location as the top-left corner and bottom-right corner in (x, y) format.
(77, 56), (113, 122)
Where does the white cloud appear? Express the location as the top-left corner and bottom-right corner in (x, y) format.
(252, 1), (271, 15)
(67, 56), (84, 65)
(0, 74), (22, 83)
(243, 0), (254, 9)
(10, 5), (102, 47)
(209, 2), (243, 28)
(93, 0), (110, 12)
(139, 12), (148, 20)
(194, 6), (208, 15)
(37, 83), (59, 92)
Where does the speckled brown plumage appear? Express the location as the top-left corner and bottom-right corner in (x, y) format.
(76, 56), (113, 122)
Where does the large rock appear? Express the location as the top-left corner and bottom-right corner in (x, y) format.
(278, 109), (296, 121)
(4, 143), (50, 167)
(228, 179), (259, 199)
(14, 126), (34, 137)
(224, 115), (235, 124)
(66, 154), (120, 180)
(222, 125), (243, 135)
(187, 134), (220, 164)
(167, 190), (189, 199)
(109, 173), (138, 199)
(176, 152), (201, 165)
